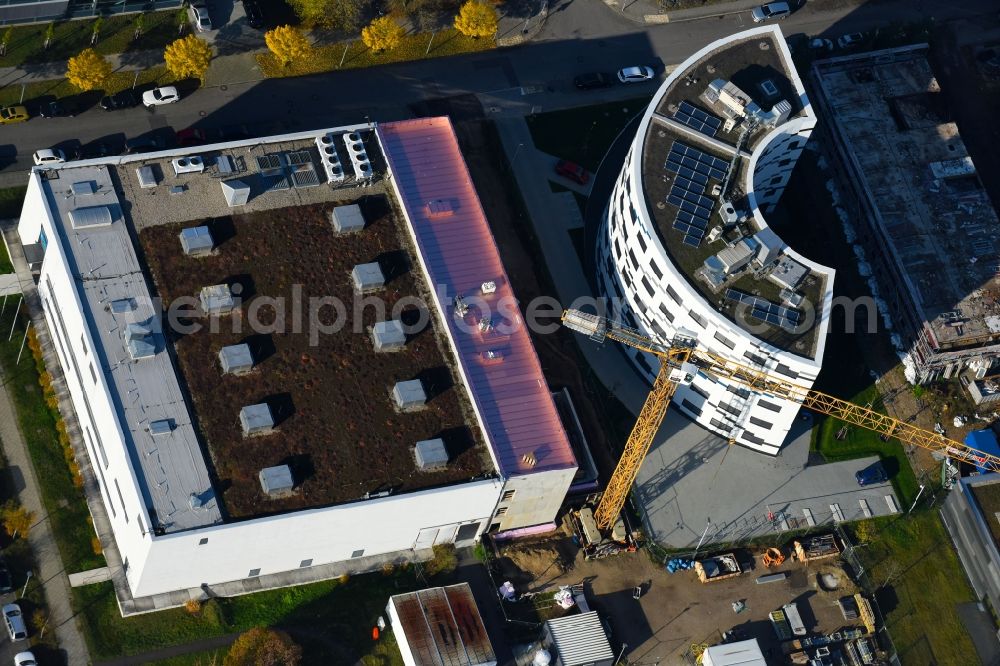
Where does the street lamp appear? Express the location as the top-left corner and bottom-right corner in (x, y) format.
(20, 570), (32, 599)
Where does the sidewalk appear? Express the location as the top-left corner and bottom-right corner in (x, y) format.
(609, 0), (869, 26)
(0, 224), (90, 664)
(0, 48), (164, 88)
(494, 116), (649, 414)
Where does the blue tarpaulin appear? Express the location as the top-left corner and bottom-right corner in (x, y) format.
(965, 430), (1000, 474)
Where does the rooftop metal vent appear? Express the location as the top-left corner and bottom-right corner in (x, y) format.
(372, 320), (406, 352)
(331, 204), (365, 234)
(259, 464), (294, 496)
(240, 403), (274, 436)
(125, 323), (155, 360)
(71, 181), (96, 196)
(221, 179), (250, 207)
(219, 343), (254, 375)
(414, 438), (449, 469)
(179, 226), (214, 256)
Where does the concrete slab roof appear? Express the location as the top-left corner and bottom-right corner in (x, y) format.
(39, 164), (221, 533)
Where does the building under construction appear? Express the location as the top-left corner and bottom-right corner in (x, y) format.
(812, 45), (1000, 385)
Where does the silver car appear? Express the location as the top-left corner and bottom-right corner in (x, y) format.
(3, 603), (26, 642)
(751, 1), (790, 22)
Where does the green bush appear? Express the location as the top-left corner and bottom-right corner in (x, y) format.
(424, 544), (457, 577)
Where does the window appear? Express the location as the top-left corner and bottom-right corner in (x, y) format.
(770, 175), (782, 185)
(680, 399), (702, 416)
(713, 331), (735, 350)
(775, 363), (799, 379)
(742, 431), (767, 445)
(628, 250), (639, 270)
(248, 568), (261, 577)
(300, 559), (313, 568)
(788, 140), (801, 149)
(650, 261), (663, 279)
(749, 416), (773, 430)
(80, 334), (87, 355)
(137, 515), (144, 536)
(727, 385), (751, 399)
(103, 480), (116, 518)
(758, 399), (782, 412)
(688, 310), (706, 328)
(650, 320), (668, 339)
(89, 362), (98, 385)
(778, 158), (792, 167)
(614, 238), (622, 259)
(719, 402), (742, 417)
(635, 352), (654, 376)
(666, 284), (681, 304)
(658, 303), (675, 323)
(495, 507), (508, 516)
(744, 351), (766, 366)
(642, 276), (654, 297)
(636, 231), (647, 252)
(622, 272), (632, 289)
(501, 489), (516, 503)
(114, 480), (129, 523)
(690, 383), (710, 400)
(199, 538), (208, 545)
(710, 418), (730, 430)
(351, 549), (365, 558)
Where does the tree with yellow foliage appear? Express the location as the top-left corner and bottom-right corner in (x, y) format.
(164, 34), (212, 82)
(454, 0), (497, 39)
(2, 501), (33, 540)
(66, 48), (113, 91)
(361, 16), (404, 53)
(265, 25), (312, 67)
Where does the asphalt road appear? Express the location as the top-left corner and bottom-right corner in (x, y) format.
(0, 0), (994, 183)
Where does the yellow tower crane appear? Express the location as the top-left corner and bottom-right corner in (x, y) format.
(561, 308), (1000, 550)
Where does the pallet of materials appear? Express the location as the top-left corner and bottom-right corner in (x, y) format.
(694, 553), (742, 582)
(794, 534), (841, 562)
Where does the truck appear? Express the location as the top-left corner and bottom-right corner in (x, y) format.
(770, 609), (793, 640)
(783, 602), (807, 636)
(694, 553), (742, 583)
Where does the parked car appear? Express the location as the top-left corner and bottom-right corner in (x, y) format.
(573, 72), (614, 90)
(0, 106), (29, 124)
(0, 557), (11, 594)
(125, 135), (168, 154)
(100, 89), (140, 111)
(751, 1), (791, 22)
(39, 98), (76, 118)
(14, 652), (37, 666)
(855, 461), (887, 486)
(554, 159), (589, 185)
(243, 0), (266, 29)
(143, 86), (180, 107)
(809, 38), (833, 52)
(33, 148), (66, 165)
(3, 603), (26, 641)
(617, 66), (655, 84)
(177, 128), (209, 146)
(190, 3), (212, 31)
(837, 32), (864, 49)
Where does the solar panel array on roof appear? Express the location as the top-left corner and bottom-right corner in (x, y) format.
(674, 101), (723, 138)
(664, 141), (728, 248)
(726, 289), (802, 329)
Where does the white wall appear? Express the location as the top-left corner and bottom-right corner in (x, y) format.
(20, 174), (155, 591)
(134, 480), (500, 597)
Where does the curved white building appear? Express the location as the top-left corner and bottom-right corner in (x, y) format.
(596, 26), (835, 455)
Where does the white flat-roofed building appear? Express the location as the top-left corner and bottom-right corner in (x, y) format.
(596, 26), (835, 454)
(15, 119), (577, 613)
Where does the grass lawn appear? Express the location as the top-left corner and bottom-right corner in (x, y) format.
(74, 569), (421, 663)
(0, 240), (11, 275)
(526, 96), (652, 171)
(0, 185), (26, 222)
(0, 66), (172, 108)
(0, 11), (181, 68)
(256, 29), (493, 78)
(854, 511), (978, 664)
(0, 306), (104, 574)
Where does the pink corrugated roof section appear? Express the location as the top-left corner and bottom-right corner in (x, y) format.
(379, 117), (577, 476)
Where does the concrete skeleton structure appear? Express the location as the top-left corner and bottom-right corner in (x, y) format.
(812, 45), (1000, 386)
(596, 26), (834, 455)
(15, 118), (578, 612)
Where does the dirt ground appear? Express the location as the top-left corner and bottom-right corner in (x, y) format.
(493, 528), (866, 665)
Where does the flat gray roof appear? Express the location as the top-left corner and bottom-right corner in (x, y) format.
(41, 165), (222, 533)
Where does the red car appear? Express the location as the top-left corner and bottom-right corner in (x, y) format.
(555, 159), (589, 185)
(176, 128), (208, 147)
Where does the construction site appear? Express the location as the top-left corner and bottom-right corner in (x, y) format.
(812, 44), (1000, 385)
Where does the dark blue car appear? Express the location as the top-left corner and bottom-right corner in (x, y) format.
(855, 461), (887, 486)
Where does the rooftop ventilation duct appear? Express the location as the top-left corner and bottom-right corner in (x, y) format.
(179, 226), (214, 256)
(414, 438), (449, 469)
(259, 464), (294, 496)
(219, 343), (254, 375)
(126, 323), (155, 359)
(240, 403), (274, 436)
(200, 284), (236, 315)
(221, 179), (250, 207)
(372, 320), (406, 352)
(392, 379), (427, 411)
(331, 204), (366, 234)
(352, 262), (385, 294)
